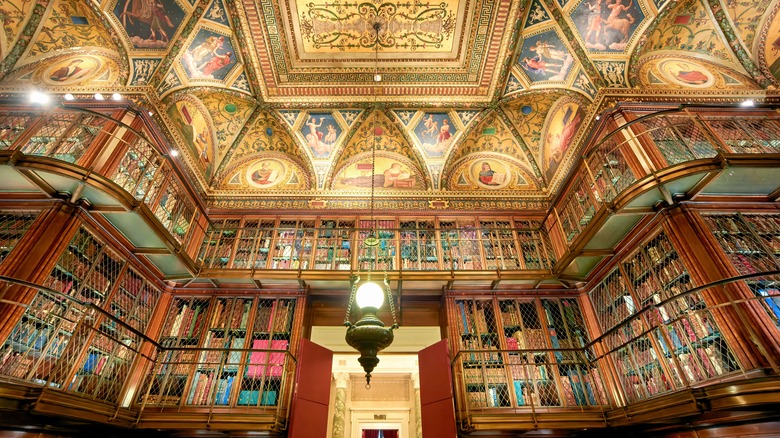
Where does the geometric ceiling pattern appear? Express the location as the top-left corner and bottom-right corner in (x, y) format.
(0, 0), (777, 210)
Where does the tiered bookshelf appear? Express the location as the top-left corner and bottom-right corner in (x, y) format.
(272, 219), (315, 269)
(702, 213), (780, 326)
(188, 297), (252, 406)
(592, 230), (740, 401)
(439, 219), (481, 270)
(233, 219), (275, 269)
(0, 211), (38, 263)
(515, 220), (553, 270)
(556, 174), (599, 244)
(479, 220), (520, 270)
(452, 296), (600, 408)
(238, 298), (295, 407)
(147, 297), (212, 405)
(200, 219), (240, 269)
(0, 112), (35, 149)
(357, 219), (396, 270)
(400, 220), (438, 270)
(314, 219), (354, 270)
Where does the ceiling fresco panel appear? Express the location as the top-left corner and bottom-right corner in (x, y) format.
(517, 29), (577, 84)
(111, 0), (188, 50)
(0, 0), (37, 61)
(22, 0), (117, 62)
(569, 0), (647, 53)
(637, 0), (747, 74)
(291, 0), (460, 55)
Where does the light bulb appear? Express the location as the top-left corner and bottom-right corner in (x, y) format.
(356, 281), (384, 309)
(29, 91), (50, 105)
(374, 73), (382, 82)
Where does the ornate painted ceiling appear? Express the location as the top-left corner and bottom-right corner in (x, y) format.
(0, 0), (776, 211)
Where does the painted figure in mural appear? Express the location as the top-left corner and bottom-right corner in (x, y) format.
(251, 163), (274, 185)
(584, 0), (603, 44)
(421, 114), (438, 139)
(546, 106), (583, 180)
(478, 162), (500, 186)
(521, 55), (564, 76)
(49, 59), (84, 82)
(324, 124), (338, 144)
(530, 41), (568, 62)
(121, 0), (174, 42)
(305, 116), (332, 156)
(189, 36), (224, 65)
(201, 51), (233, 77)
(670, 63), (709, 85)
(437, 119), (452, 145)
(194, 129), (210, 163)
(604, 0), (634, 45)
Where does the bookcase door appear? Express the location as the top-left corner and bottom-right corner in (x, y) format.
(419, 339), (457, 438)
(288, 338), (332, 438)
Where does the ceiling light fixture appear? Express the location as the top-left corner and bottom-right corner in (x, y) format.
(344, 21), (398, 389)
(29, 90), (50, 105)
(170, 149), (179, 157)
(94, 93), (104, 100)
(63, 93), (75, 101)
(740, 99), (755, 107)
(112, 93), (122, 101)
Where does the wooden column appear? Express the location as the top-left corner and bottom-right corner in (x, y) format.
(0, 202), (82, 342)
(661, 205), (779, 370)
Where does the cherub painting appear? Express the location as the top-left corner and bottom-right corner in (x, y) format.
(300, 112), (341, 158)
(414, 112), (457, 157)
(180, 29), (237, 81)
(571, 0), (643, 52)
(518, 31), (574, 82)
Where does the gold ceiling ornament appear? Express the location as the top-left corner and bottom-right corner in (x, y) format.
(344, 21), (398, 389)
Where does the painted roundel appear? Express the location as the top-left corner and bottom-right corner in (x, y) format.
(42, 55), (103, 85)
(246, 158), (286, 188)
(657, 59), (715, 88)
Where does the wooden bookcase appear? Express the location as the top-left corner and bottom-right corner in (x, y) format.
(0, 211), (38, 263)
(591, 229), (740, 402)
(399, 219), (438, 270)
(449, 296), (597, 409)
(314, 218), (354, 270)
(142, 295), (297, 408)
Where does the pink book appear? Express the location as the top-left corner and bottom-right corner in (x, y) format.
(268, 340), (288, 377)
(247, 339), (269, 378)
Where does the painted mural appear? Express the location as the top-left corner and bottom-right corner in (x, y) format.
(26, 0), (114, 59)
(181, 29), (237, 80)
(471, 159), (511, 189)
(301, 112), (341, 158)
(571, 0), (644, 52)
(42, 56), (102, 85)
(167, 98), (215, 176)
(113, 0), (186, 49)
(658, 59), (714, 87)
(296, 0), (458, 53)
(447, 154), (534, 191)
(518, 30), (575, 82)
(413, 112), (457, 158)
(543, 99), (585, 181)
(763, 9), (780, 81)
(332, 153), (422, 190)
(0, 0), (36, 58)
(246, 158), (286, 188)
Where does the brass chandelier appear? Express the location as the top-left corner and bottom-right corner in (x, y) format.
(343, 21), (398, 388)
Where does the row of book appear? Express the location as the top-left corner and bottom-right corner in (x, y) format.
(209, 298), (252, 329)
(167, 301), (210, 339)
(8, 323), (68, 356)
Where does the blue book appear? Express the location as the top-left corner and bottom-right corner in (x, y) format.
(217, 377), (233, 405)
(261, 390), (277, 406)
(513, 380), (524, 406)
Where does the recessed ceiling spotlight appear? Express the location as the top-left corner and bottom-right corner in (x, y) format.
(170, 149), (179, 157)
(374, 73), (382, 82)
(112, 93), (122, 101)
(148, 111), (154, 116)
(63, 93), (75, 101)
(595, 115), (601, 120)
(740, 99), (755, 107)
(94, 93), (104, 100)
(29, 90), (51, 105)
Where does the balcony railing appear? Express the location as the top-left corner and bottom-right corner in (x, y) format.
(452, 271), (780, 427)
(0, 107), (203, 255)
(0, 277), (295, 428)
(553, 106), (780, 247)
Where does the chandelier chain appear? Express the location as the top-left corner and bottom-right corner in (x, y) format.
(344, 274), (358, 326)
